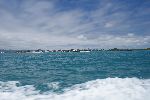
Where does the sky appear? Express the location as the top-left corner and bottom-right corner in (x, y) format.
(0, 0), (150, 50)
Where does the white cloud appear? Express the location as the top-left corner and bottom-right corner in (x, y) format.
(127, 33), (134, 37)
(104, 21), (116, 28)
(95, 34), (150, 49)
(0, 0), (149, 49)
(77, 35), (87, 40)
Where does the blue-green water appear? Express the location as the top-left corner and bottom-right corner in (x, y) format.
(0, 51), (150, 100)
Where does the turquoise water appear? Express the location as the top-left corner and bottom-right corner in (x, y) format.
(0, 51), (150, 100)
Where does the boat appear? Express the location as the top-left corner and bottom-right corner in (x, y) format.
(80, 51), (90, 52)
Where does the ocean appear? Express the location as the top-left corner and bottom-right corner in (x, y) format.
(0, 51), (150, 100)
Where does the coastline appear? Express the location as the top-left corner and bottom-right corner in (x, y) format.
(0, 48), (150, 53)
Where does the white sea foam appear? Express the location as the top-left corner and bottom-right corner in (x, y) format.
(47, 82), (60, 90)
(0, 78), (150, 100)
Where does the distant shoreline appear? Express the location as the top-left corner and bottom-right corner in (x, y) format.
(0, 48), (150, 53)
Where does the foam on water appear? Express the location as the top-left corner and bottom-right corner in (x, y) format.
(0, 78), (150, 100)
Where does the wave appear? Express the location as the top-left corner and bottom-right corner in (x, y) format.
(0, 78), (150, 100)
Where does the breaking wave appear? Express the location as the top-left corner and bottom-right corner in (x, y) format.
(0, 78), (150, 100)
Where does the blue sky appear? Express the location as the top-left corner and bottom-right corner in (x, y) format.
(0, 0), (150, 49)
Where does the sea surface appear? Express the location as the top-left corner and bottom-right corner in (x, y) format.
(0, 51), (150, 100)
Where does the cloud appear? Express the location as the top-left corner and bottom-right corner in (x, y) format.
(96, 34), (150, 49)
(0, 0), (149, 49)
(77, 35), (87, 40)
(127, 33), (134, 37)
(104, 21), (116, 28)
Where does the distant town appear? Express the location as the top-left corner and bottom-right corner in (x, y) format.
(0, 48), (150, 54)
